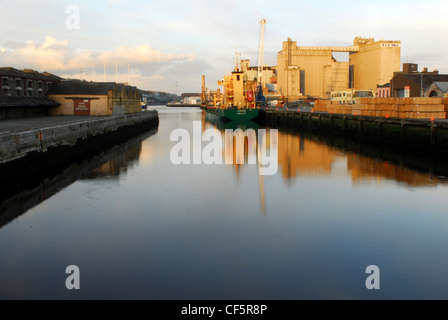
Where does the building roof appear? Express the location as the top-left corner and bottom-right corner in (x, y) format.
(434, 82), (448, 93)
(396, 73), (448, 90)
(0, 67), (62, 81)
(48, 80), (137, 96)
(48, 81), (116, 95)
(0, 96), (60, 108)
(181, 93), (201, 98)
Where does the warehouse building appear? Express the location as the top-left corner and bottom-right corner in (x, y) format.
(47, 80), (141, 116)
(0, 67), (61, 119)
(277, 36), (401, 100)
(390, 63), (448, 97)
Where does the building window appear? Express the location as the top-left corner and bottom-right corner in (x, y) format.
(16, 88), (22, 96)
(38, 81), (43, 89)
(47, 82), (52, 90)
(27, 80), (33, 88)
(27, 88), (33, 96)
(2, 77), (8, 86)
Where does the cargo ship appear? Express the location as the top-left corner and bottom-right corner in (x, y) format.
(201, 20), (267, 122)
(202, 52), (267, 122)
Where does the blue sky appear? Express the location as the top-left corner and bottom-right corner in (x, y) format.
(1, 0), (447, 94)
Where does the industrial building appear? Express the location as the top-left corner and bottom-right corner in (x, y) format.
(277, 36), (401, 100)
(0, 67), (62, 119)
(376, 83), (391, 98)
(47, 80), (141, 116)
(425, 82), (448, 98)
(390, 63), (448, 97)
(180, 93), (201, 105)
(240, 59), (277, 92)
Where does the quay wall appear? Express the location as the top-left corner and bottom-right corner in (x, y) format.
(0, 128), (157, 227)
(0, 110), (158, 164)
(259, 109), (448, 150)
(0, 111), (159, 201)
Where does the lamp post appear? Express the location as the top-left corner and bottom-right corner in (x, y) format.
(420, 73), (423, 97)
(389, 74), (394, 98)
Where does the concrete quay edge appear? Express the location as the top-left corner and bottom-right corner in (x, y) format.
(0, 110), (158, 164)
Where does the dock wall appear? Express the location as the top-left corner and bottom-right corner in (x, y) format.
(259, 109), (448, 150)
(0, 128), (158, 227)
(0, 110), (158, 164)
(0, 111), (159, 201)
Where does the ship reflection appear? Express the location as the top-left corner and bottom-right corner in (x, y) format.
(203, 111), (448, 215)
(204, 113), (267, 214)
(206, 114), (447, 186)
(204, 112), (261, 177)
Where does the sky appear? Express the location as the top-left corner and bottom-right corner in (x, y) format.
(0, 0), (447, 94)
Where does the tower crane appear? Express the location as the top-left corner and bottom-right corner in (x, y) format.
(256, 19), (267, 107)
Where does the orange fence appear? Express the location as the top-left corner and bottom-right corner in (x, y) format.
(314, 97), (448, 119)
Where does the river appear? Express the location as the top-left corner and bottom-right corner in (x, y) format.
(1, 106), (448, 299)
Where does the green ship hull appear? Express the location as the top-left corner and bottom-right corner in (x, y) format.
(205, 107), (260, 122)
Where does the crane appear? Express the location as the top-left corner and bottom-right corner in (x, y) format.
(257, 19), (266, 84)
(256, 19), (267, 107)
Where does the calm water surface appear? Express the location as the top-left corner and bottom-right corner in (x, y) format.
(1, 106), (448, 299)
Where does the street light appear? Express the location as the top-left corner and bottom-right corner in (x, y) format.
(420, 73), (423, 97)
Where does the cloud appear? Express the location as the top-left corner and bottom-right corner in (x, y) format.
(0, 36), (72, 70)
(0, 35), (201, 92)
(1, 1), (447, 93)
(1, 35), (194, 71)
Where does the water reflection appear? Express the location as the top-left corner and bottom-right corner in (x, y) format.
(0, 128), (157, 229)
(204, 115), (269, 214)
(205, 112), (448, 188)
(347, 153), (441, 187)
(2, 107), (448, 299)
(203, 112), (448, 218)
(277, 133), (340, 179)
(87, 140), (142, 179)
(275, 129), (448, 187)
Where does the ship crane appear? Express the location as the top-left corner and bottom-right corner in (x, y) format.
(256, 19), (267, 107)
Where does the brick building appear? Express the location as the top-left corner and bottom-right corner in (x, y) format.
(376, 83), (391, 98)
(390, 63), (448, 97)
(0, 67), (62, 119)
(47, 80), (141, 116)
(424, 82), (448, 98)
